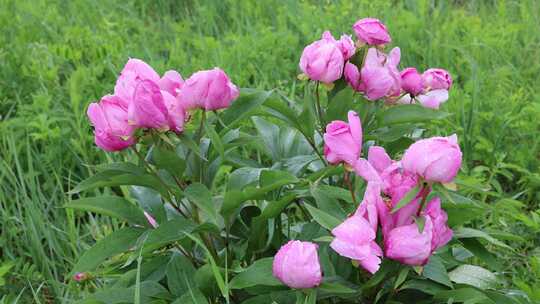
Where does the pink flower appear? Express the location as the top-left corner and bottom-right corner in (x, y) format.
(272, 240), (322, 289)
(127, 80), (169, 130)
(330, 213), (383, 274)
(346, 48), (401, 100)
(299, 31), (346, 83)
(143, 211), (159, 229)
(323, 111), (362, 167)
(401, 134), (462, 183)
(177, 68), (239, 111)
(87, 95), (136, 152)
(353, 18), (391, 46)
(159, 70), (184, 97)
(400, 67), (424, 96)
(397, 89), (449, 109)
(422, 68), (452, 90)
(385, 217), (433, 266)
(114, 58), (160, 105)
(423, 197), (453, 252)
(337, 34), (356, 60)
(162, 90), (186, 133)
(73, 272), (88, 282)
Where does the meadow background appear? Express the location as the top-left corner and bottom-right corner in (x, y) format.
(0, 0), (539, 302)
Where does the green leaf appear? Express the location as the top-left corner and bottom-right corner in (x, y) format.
(205, 123), (225, 160)
(304, 203), (342, 230)
(423, 256), (452, 287)
(399, 279), (447, 295)
(184, 183), (218, 223)
(152, 146), (186, 178)
(172, 289), (209, 304)
(393, 267), (410, 289)
(391, 185), (420, 213)
(460, 238), (502, 271)
(230, 258), (282, 289)
(70, 164), (169, 198)
(221, 89), (273, 127)
(381, 104), (450, 125)
(72, 227), (144, 274)
(77, 281), (170, 304)
(166, 253), (196, 297)
(434, 288), (487, 303)
(310, 185), (348, 219)
(67, 196), (147, 226)
(260, 193), (296, 219)
(448, 264), (498, 289)
(454, 227), (512, 250)
(326, 88), (354, 122)
(142, 218), (197, 253)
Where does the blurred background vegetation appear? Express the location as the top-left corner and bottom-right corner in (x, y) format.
(0, 0), (539, 302)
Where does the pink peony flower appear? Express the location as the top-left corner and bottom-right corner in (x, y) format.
(114, 58), (160, 105)
(177, 68), (239, 111)
(158, 70), (184, 97)
(127, 80), (169, 130)
(400, 67), (424, 96)
(323, 111), (362, 167)
(272, 240), (322, 289)
(299, 31), (347, 83)
(353, 18), (391, 46)
(87, 95), (136, 152)
(422, 68), (452, 90)
(385, 217), (433, 266)
(401, 134), (462, 183)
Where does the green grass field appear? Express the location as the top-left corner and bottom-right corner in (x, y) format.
(1, 0), (539, 302)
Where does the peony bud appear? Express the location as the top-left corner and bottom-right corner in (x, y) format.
(299, 31), (345, 84)
(87, 95), (136, 152)
(272, 240), (322, 289)
(400, 67), (424, 96)
(422, 68), (452, 90)
(73, 272), (88, 282)
(401, 134), (462, 183)
(177, 68), (239, 111)
(127, 80), (169, 130)
(384, 217), (433, 266)
(323, 111), (362, 167)
(353, 18), (391, 46)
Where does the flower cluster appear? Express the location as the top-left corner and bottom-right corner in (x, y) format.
(87, 59), (239, 151)
(299, 18), (452, 108)
(273, 18), (460, 289)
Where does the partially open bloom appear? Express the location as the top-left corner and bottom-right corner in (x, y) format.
(423, 198), (453, 252)
(159, 70), (184, 97)
(299, 31), (347, 83)
(345, 48), (401, 100)
(401, 134), (462, 183)
(87, 95), (136, 152)
(177, 68), (239, 111)
(128, 80), (169, 130)
(385, 217), (433, 265)
(162, 90), (186, 133)
(114, 58), (160, 104)
(423, 68), (452, 90)
(353, 18), (391, 46)
(330, 211), (383, 274)
(397, 89), (449, 109)
(400, 67), (424, 96)
(272, 240), (322, 289)
(323, 111), (362, 167)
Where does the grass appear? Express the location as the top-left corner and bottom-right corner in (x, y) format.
(0, 0), (539, 302)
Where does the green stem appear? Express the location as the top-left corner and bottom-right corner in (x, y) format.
(344, 170), (357, 203)
(314, 81), (325, 136)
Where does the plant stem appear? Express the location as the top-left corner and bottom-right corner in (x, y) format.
(130, 145), (189, 218)
(344, 171), (357, 202)
(416, 182), (431, 216)
(314, 81), (325, 136)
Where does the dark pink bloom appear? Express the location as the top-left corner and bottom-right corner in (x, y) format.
(177, 68), (239, 111)
(353, 18), (391, 46)
(323, 111), (362, 167)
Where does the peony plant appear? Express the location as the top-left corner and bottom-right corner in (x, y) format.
(70, 17), (514, 303)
